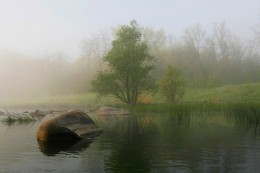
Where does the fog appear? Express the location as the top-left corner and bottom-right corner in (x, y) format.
(0, 1), (259, 101)
(0, 50), (99, 99)
(0, 24), (259, 101)
(0, 0), (259, 58)
(0, 32), (110, 99)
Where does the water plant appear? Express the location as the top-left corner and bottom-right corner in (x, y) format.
(226, 102), (260, 135)
(1, 110), (37, 126)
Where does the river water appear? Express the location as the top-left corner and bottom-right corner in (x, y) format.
(0, 111), (259, 173)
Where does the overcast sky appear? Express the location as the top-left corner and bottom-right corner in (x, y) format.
(0, 0), (259, 58)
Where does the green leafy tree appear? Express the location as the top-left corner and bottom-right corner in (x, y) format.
(91, 21), (154, 105)
(158, 66), (185, 103)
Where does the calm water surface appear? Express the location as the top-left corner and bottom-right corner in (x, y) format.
(0, 111), (259, 173)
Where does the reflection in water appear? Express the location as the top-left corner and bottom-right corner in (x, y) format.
(228, 105), (260, 136)
(102, 116), (157, 173)
(97, 113), (190, 172)
(96, 112), (260, 172)
(0, 109), (259, 172)
(37, 138), (94, 156)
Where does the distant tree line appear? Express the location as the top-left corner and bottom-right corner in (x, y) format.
(146, 23), (260, 87)
(0, 22), (259, 99)
(85, 22), (260, 90)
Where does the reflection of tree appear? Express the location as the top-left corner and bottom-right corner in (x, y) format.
(155, 113), (245, 172)
(94, 112), (260, 172)
(228, 104), (260, 136)
(99, 116), (160, 173)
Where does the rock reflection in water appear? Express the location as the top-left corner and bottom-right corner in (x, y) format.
(37, 138), (93, 156)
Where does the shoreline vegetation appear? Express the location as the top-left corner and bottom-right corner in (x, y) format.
(0, 83), (259, 127)
(0, 83), (259, 125)
(0, 110), (37, 125)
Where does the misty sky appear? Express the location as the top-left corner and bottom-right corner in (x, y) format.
(0, 0), (259, 59)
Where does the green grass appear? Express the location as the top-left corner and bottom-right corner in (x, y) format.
(0, 83), (259, 110)
(183, 83), (260, 103)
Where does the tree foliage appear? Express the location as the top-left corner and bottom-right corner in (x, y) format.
(158, 66), (185, 103)
(91, 21), (154, 105)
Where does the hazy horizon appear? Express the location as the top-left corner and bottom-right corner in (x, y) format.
(0, 0), (259, 59)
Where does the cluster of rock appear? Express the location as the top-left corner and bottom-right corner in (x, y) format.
(0, 109), (50, 118)
(1, 106), (129, 154)
(36, 107), (130, 141)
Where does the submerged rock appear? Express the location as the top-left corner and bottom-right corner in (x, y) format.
(37, 110), (102, 141)
(96, 107), (129, 116)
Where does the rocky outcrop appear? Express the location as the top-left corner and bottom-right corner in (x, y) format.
(96, 107), (129, 116)
(31, 109), (46, 118)
(37, 110), (102, 141)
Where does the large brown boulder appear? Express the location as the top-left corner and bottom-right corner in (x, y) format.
(37, 110), (102, 141)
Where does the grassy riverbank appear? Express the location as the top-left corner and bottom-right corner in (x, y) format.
(0, 83), (259, 110)
(182, 83), (260, 103)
